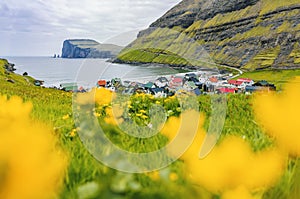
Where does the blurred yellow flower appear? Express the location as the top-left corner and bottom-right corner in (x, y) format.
(160, 110), (206, 159)
(0, 95), (68, 199)
(222, 186), (254, 199)
(94, 87), (116, 106)
(75, 87), (115, 106)
(62, 114), (69, 120)
(75, 90), (94, 105)
(70, 129), (77, 137)
(253, 77), (300, 156)
(104, 104), (124, 125)
(169, 172), (178, 181)
(146, 171), (160, 181)
(93, 112), (101, 117)
(185, 136), (286, 194)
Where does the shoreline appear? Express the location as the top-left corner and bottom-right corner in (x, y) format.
(110, 58), (221, 73)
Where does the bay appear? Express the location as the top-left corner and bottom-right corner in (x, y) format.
(4, 57), (180, 88)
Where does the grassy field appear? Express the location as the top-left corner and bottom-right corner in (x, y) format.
(1, 58), (300, 199)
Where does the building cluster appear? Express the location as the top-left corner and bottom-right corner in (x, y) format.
(89, 71), (276, 96)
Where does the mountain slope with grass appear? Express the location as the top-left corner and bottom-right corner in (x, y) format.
(116, 0), (300, 71)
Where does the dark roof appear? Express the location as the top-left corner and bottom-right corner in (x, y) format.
(253, 80), (275, 87)
(156, 77), (168, 82)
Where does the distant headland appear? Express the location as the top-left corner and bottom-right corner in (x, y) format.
(61, 39), (123, 58)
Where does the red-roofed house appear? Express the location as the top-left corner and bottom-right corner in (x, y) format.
(228, 80), (243, 86)
(217, 87), (236, 94)
(209, 77), (218, 83)
(237, 78), (254, 85)
(169, 76), (183, 89)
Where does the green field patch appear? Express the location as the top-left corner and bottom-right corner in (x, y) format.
(243, 46), (280, 70)
(260, 0), (300, 15)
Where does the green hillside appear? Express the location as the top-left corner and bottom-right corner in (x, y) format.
(116, 0), (300, 71)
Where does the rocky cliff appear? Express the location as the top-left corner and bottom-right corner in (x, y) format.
(62, 39), (123, 58)
(116, 0), (300, 70)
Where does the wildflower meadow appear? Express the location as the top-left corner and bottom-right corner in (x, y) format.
(1, 59), (300, 198)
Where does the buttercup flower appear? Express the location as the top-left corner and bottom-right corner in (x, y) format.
(161, 110), (206, 159)
(0, 95), (68, 199)
(253, 77), (300, 156)
(76, 87), (115, 106)
(104, 104), (124, 125)
(185, 136), (286, 196)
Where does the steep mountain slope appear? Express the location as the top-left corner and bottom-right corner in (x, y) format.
(116, 0), (300, 70)
(62, 39), (123, 58)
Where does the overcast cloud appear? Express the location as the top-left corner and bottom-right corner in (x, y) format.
(0, 0), (181, 56)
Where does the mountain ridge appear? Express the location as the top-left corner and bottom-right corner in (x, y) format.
(116, 0), (300, 70)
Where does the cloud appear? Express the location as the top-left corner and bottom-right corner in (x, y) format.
(0, 0), (181, 55)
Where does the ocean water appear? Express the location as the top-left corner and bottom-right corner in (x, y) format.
(4, 57), (180, 88)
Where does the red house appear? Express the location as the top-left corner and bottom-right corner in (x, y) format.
(228, 80), (243, 86)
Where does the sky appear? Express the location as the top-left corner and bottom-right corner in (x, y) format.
(0, 0), (182, 56)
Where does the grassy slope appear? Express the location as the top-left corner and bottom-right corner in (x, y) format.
(118, 0), (300, 70)
(237, 69), (300, 90)
(0, 59), (100, 198)
(1, 59), (300, 198)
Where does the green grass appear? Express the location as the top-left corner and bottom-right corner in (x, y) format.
(234, 25), (273, 41)
(289, 42), (300, 64)
(185, 20), (205, 32)
(260, 0), (300, 15)
(277, 21), (292, 34)
(118, 48), (190, 66)
(203, 4), (260, 28)
(237, 68), (300, 90)
(242, 46), (281, 70)
(1, 59), (300, 198)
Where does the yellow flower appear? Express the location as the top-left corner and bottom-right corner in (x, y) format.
(169, 172), (178, 181)
(160, 110), (206, 159)
(75, 91), (95, 105)
(76, 87), (115, 106)
(185, 136), (286, 194)
(62, 114), (69, 120)
(141, 115), (148, 119)
(222, 186), (254, 199)
(94, 87), (116, 106)
(139, 109), (147, 114)
(0, 95), (68, 199)
(146, 171), (160, 181)
(70, 129), (77, 137)
(93, 112), (101, 117)
(253, 77), (300, 156)
(104, 105), (124, 125)
(136, 113), (143, 117)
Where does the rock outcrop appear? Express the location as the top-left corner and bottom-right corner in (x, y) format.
(117, 0), (300, 70)
(62, 39), (123, 58)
